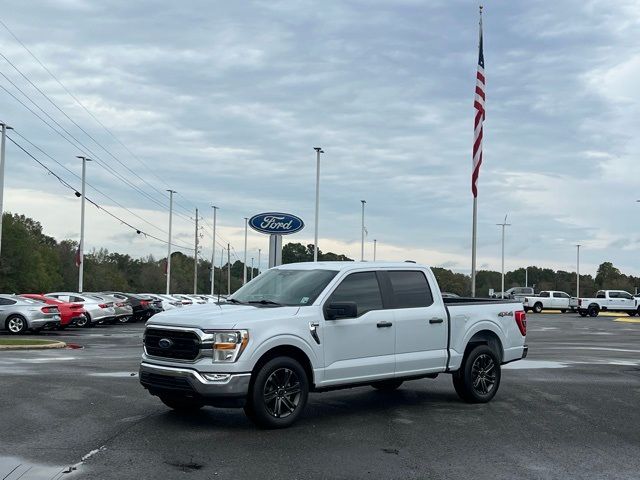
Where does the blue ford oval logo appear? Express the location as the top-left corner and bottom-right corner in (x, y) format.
(158, 338), (173, 349)
(249, 212), (304, 235)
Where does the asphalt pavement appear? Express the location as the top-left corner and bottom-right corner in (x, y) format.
(1, 313), (639, 480)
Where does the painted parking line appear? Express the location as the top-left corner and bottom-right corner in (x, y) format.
(614, 318), (640, 324)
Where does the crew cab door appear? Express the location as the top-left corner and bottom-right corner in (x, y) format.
(384, 270), (448, 376)
(617, 292), (635, 310)
(321, 271), (395, 384)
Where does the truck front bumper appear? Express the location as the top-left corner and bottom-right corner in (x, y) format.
(139, 362), (251, 407)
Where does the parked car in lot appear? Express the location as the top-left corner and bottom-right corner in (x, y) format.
(0, 294), (61, 334)
(45, 292), (116, 327)
(523, 291), (572, 313)
(140, 294), (180, 312)
(140, 262), (528, 428)
(101, 292), (162, 322)
(492, 287), (535, 301)
(20, 294), (87, 329)
(575, 290), (639, 317)
(85, 293), (133, 324)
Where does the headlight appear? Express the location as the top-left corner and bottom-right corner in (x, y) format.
(203, 330), (249, 363)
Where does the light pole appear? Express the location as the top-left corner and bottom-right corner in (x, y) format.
(258, 248), (261, 275)
(576, 244), (581, 298)
(360, 200), (366, 261)
(497, 214), (511, 299)
(210, 205), (218, 295)
(166, 189), (176, 294)
(227, 242), (231, 295)
(194, 208), (199, 294)
(0, 123), (11, 258)
(243, 217), (248, 284)
(77, 155), (91, 292)
(313, 147), (323, 262)
(373, 239), (377, 261)
(250, 257), (254, 280)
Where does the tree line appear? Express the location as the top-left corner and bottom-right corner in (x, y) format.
(0, 213), (638, 296)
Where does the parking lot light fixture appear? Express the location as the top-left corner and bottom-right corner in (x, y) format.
(211, 206), (218, 295)
(313, 147), (323, 262)
(243, 217), (248, 284)
(76, 155), (92, 293)
(361, 200), (366, 261)
(166, 190), (176, 294)
(576, 244), (581, 298)
(0, 123), (12, 258)
(497, 214), (511, 299)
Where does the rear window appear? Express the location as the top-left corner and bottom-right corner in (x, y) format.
(387, 271), (433, 308)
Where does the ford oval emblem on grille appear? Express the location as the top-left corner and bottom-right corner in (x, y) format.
(158, 338), (173, 349)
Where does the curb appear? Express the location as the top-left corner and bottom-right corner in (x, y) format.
(0, 341), (67, 351)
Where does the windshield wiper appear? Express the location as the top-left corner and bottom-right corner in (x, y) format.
(225, 298), (244, 304)
(247, 299), (282, 306)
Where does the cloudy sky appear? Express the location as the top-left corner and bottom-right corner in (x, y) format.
(1, 0), (639, 275)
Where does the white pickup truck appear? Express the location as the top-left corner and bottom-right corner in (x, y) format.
(574, 290), (640, 317)
(523, 291), (572, 313)
(139, 262), (528, 428)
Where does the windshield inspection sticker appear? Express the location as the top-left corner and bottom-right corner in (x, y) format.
(300, 297), (310, 304)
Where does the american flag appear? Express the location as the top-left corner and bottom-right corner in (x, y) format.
(75, 244), (81, 267)
(472, 9), (485, 198)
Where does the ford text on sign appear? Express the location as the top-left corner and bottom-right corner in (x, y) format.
(249, 213), (304, 235)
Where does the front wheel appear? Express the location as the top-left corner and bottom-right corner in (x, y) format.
(560, 309), (567, 313)
(452, 345), (501, 403)
(371, 379), (404, 391)
(244, 356), (309, 429)
(159, 394), (204, 412)
(533, 303), (543, 314)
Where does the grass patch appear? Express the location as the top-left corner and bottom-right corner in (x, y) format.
(0, 339), (59, 346)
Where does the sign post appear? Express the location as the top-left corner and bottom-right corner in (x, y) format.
(249, 212), (304, 270)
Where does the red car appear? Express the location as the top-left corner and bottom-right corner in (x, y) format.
(20, 294), (87, 329)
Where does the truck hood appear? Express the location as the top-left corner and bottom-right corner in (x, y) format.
(146, 303), (301, 330)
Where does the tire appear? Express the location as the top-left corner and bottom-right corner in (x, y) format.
(5, 315), (28, 335)
(560, 309), (566, 313)
(626, 311), (637, 317)
(524, 308), (530, 313)
(452, 345), (501, 403)
(579, 311), (588, 317)
(244, 356), (309, 429)
(371, 379), (404, 391)
(159, 394), (204, 412)
(533, 303), (543, 314)
(118, 316), (131, 324)
(588, 305), (600, 317)
(76, 314), (90, 328)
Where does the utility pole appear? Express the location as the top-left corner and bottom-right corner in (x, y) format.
(243, 217), (248, 284)
(166, 189), (176, 294)
(373, 239), (377, 261)
(576, 244), (581, 298)
(250, 257), (254, 280)
(77, 155), (91, 292)
(227, 242), (231, 295)
(525, 267), (528, 288)
(258, 248), (261, 275)
(210, 205), (218, 295)
(313, 147), (323, 261)
(360, 200), (366, 261)
(497, 214), (511, 299)
(0, 123), (11, 258)
(194, 208), (199, 294)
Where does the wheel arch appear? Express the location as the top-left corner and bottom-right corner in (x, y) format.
(250, 344), (315, 388)
(464, 330), (504, 363)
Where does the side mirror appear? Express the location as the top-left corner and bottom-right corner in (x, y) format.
(324, 302), (358, 320)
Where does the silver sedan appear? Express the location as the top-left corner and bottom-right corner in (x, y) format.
(46, 292), (116, 327)
(0, 295), (61, 334)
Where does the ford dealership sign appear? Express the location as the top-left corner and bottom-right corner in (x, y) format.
(249, 213), (304, 235)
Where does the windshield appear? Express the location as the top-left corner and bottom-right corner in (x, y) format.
(230, 269), (338, 306)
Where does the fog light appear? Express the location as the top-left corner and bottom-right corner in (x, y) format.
(203, 373), (231, 382)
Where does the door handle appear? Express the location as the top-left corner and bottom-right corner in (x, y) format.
(429, 318), (444, 324)
(377, 321), (393, 328)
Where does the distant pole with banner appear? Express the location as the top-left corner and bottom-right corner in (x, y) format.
(471, 5), (485, 297)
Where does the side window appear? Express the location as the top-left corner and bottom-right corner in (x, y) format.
(0, 297), (16, 305)
(540, 292), (550, 297)
(608, 292), (619, 299)
(552, 292), (561, 298)
(387, 271), (433, 308)
(620, 292), (633, 300)
(327, 272), (383, 317)
(596, 291), (605, 298)
(561, 293), (570, 298)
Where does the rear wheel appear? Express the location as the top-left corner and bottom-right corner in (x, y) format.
(627, 311), (637, 317)
(76, 314), (90, 328)
(6, 315), (27, 335)
(371, 379), (404, 391)
(118, 315), (131, 324)
(159, 394), (204, 412)
(453, 345), (501, 403)
(588, 305), (600, 317)
(533, 303), (543, 314)
(244, 356), (309, 429)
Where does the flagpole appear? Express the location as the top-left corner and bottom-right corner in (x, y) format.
(471, 197), (477, 296)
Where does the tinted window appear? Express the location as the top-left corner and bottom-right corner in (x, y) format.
(596, 291), (606, 298)
(608, 292), (619, 299)
(387, 271), (433, 308)
(0, 297), (16, 305)
(328, 272), (383, 316)
(620, 292), (633, 300)
(540, 292), (550, 297)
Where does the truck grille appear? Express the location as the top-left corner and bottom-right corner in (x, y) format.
(139, 372), (195, 393)
(144, 328), (200, 360)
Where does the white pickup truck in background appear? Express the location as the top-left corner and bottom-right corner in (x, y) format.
(574, 290), (639, 317)
(139, 262), (528, 428)
(523, 291), (572, 313)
